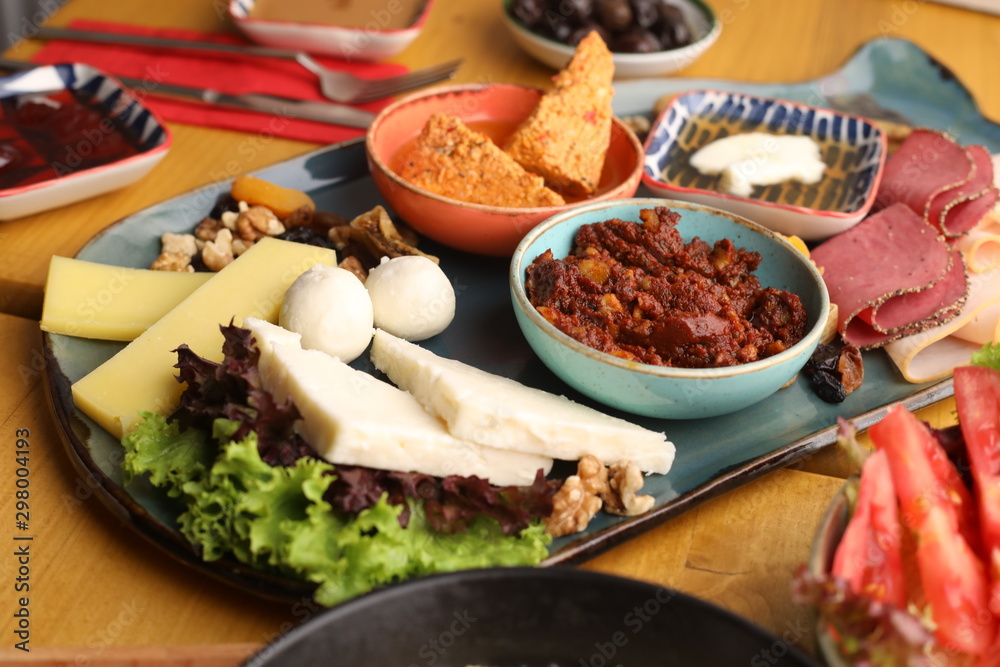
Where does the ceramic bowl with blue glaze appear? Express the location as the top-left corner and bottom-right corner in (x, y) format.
(0, 63), (171, 220)
(641, 90), (887, 241)
(509, 198), (830, 419)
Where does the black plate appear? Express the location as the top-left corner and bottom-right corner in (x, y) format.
(242, 567), (821, 666)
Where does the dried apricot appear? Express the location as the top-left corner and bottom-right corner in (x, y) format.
(230, 175), (315, 219)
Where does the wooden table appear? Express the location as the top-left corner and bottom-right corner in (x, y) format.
(0, 0), (991, 663)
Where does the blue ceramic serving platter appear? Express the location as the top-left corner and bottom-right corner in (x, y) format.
(42, 38), (994, 603)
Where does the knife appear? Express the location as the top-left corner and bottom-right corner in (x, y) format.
(0, 58), (375, 128)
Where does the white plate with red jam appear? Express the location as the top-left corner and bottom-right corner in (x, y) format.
(0, 62), (171, 220)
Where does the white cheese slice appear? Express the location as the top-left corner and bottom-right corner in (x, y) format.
(244, 318), (553, 486)
(369, 329), (675, 474)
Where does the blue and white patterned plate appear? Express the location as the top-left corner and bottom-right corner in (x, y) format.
(641, 89), (888, 241)
(0, 62), (171, 220)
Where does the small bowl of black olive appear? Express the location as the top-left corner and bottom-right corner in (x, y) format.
(502, 0), (720, 78)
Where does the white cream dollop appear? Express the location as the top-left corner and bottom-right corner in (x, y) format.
(279, 264), (373, 363)
(688, 132), (826, 198)
(365, 255), (456, 341)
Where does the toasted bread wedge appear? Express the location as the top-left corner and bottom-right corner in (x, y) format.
(398, 113), (566, 208)
(503, 31), (615, 196)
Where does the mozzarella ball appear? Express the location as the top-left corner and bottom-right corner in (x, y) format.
(279, 264), (373, 362)
(364, 255), (456, 341)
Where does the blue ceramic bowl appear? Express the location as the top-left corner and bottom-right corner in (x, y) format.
(509, 198), (830, 419)
(642, 90), (887, 241)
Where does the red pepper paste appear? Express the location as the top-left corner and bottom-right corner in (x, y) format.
(525, 206), (808, 368)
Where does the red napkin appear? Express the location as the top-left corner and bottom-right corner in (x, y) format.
(30, 20), (408, 144)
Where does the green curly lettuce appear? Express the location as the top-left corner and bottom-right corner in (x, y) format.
(122, 415), (552, 606)
(971, 342), (1000, 371)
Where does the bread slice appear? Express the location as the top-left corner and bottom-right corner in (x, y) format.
(503, 31), (615, 196)
(397, 113), (565, 208)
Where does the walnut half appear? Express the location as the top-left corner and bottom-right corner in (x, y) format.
(544, 456), (655, 537)
(544, 455), (608, 538)
(602, 460), (655, 517)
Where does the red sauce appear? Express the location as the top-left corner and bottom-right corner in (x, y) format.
(0, 89), (140, 191)
(525, 207), (808, 368)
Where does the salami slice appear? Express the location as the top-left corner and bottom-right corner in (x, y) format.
(811, 202), (967, 349)
(876, 129), (998, 238)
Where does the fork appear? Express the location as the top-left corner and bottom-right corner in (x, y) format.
(294, 54), (463, 105)
(33, 26), (464, 105)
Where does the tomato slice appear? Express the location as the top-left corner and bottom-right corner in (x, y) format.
(832, 449), (907, 608)
(955, 365), (1000, 616)
(872, 404), (995, 655)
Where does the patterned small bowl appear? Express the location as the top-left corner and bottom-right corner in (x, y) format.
(641, 90), (888, 241)
(0, 63), (171, 220)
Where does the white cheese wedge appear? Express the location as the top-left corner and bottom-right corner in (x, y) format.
(243, 318), (553, 486)
(369, 329), (675, 474)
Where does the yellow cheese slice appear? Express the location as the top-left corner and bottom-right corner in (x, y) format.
(41, 256), (211, 341)
(71, 237), (337, 439)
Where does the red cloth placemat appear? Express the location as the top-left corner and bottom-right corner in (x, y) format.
(31, 20), (407, 144)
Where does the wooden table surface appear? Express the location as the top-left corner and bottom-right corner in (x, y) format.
(0, 0), (992, 663)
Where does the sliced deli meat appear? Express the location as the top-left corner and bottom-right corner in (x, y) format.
(811, 202), (968, 350)
(875, 128), (998, 237)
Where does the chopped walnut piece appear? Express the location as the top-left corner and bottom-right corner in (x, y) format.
(545, 475), (603, 538)
(232, 238), (251, 257)
(150, 253), (195, 273)
(576, 454), (610, 495)
(221, 210), (239, 231)
(236, 205), (285, 241)
(160, 232), (197, 257)
(545, 455), (609, 537)
(202, 228), (235, 272)
(150, 233), (198, 272)
(601, 460), (655, 517)
(194, 216), (224, 242)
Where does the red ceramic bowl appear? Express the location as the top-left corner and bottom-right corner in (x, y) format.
(365, 83), (643, 256)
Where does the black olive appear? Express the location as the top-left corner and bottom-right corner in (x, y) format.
(613, 28), (662, 53)
(656, 3), (692, 48)
(568, 21), (612, 45)
(557, 0), (594, 22)
(510, 0), (547, 27)
(539, 14), (576, 42)
(629, 0), (659, 28)
(595, 0), (633, 32)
